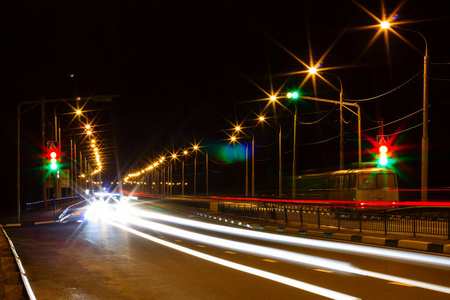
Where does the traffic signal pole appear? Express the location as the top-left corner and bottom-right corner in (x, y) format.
(17, 95), (116, 224)
(302, 96), (362, 168)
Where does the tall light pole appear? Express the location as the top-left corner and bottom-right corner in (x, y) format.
(193, 145), (198, 196)
(268, 96), (284, 197)
(234, 127), (248, 197)
(182, 150), (187, 195)
(206, 151), (209, 196)
(286, 91), (300, 198)
(235, 126), (256, 197)
(380, 22), (429, 200)
(171, 154), (177, 195)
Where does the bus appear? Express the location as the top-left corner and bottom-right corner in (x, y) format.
(296, 168), (399, 202)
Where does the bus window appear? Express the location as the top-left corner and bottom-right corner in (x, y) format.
(377, 173), (396, 189)
(358, 173), (396, 190)
(358, 174), (376, 190)
(349, 174), (357, 189)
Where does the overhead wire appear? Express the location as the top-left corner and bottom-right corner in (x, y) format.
(343, 70), (423, 102)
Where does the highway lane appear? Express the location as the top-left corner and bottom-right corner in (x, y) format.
(5, 201), (450, 299)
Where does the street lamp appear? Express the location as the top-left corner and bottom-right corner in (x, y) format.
(182, 150), (188, 195)
(235, 125), (256, 197)
(171, 153), (177, 195)
(259, 114), (283, 197)
(380, 21), (429, 200)
(193, 145), (199, 196)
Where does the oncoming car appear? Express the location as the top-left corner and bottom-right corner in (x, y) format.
(85, 192), (135, 220)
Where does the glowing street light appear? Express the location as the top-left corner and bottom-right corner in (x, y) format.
(233, 125), (255, 198)
(193, 145), (199, 195)
(380, 21), (390, 29)
(379, 21), (430, 200)
(182, 150), (188, 195)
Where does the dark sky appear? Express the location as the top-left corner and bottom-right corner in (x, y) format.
(3, 0), (450, 204)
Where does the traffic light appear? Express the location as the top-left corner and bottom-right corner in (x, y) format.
(287, 91), (300, 99)
(378, 144), (389, 167)
(47, 148), (60, 171)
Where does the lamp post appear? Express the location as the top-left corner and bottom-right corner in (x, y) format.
(206, 151), (209, 196)
(235, 126), (256, 197)
(182, 150), (187, 195)
(381, 23), (429, 200)
(286, 94), (299, 198)
(267, 96), (285, 197)
(193, 145), (198, 195)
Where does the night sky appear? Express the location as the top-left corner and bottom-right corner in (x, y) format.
(3, 0), (450, 205)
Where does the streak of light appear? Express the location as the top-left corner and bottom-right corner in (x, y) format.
(131, 207), (450, 268)
(315, 269), (334, 274)
(389, 282), (415, 287)
(106, 219), (360, 300)
(108, 213), (450, 295)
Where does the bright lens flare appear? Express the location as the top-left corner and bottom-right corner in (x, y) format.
(380, 21), (390, 29)
(308, 67), (317, 74)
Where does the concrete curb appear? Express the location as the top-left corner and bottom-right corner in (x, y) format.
(190, 212), (450, 254)
(0, 220), (58, 228)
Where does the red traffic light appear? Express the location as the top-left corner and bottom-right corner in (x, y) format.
(47, 148), (60, 170)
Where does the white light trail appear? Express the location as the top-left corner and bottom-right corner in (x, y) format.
(111, 214), (450, 295)
(131, 207), (450, 268)
(106, 219), (360, 300)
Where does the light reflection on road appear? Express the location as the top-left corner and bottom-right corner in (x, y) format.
(89, 205), (450, 297)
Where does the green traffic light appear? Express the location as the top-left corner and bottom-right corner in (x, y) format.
(50, 163), (58, 170)
(287, 91), (300, 99)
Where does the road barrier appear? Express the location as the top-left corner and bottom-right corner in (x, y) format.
(149, 195), (449, 239)
(218, 203), (450, 239)
(26, 196), (82, 211)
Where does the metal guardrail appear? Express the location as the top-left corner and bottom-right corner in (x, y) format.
(150, 195), (450, 239)
(25, 196), (82, 211)
(123, 191), (450, 238)
(218, 203), (450, 239)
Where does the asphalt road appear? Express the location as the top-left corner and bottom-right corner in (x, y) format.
(5, 201), (450, 300)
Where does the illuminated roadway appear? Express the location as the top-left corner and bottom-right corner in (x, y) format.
(5, 200), (450, 300)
